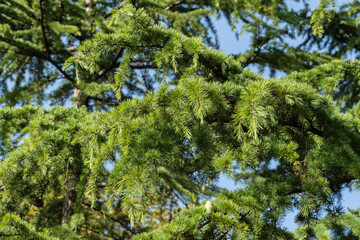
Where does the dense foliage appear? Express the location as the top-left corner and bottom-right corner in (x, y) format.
(1, 0), (360, 239)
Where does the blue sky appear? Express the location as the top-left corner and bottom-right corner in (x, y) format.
(214, 0), (359, 232)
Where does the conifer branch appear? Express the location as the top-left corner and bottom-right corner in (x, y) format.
(165, 0), (185, 10)
(9, 0), (76, 84)
(88, 101), (120, 107)
(0, 38), (74, 83)
(80, 225), (120, 239)
(59, 0), (65, 22)
(83, 202), (135, 234)
(1, 57), (30, 81)
(104, 1), (126, 18)
(6, 0), (37, 19)
(39, 0), (51, 56)
(241, 36), (271, 68)
(47, 58), (75, 83)
(0, 233), (21, 237)
(0, 37), (44, 59)
(129, 63), (157, 69)
(241, 45), (263, 68)
(216, 227), (230, 240)
(198, 220), (210, 229)
(96, 48), (125, 78)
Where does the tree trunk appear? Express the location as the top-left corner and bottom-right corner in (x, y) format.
(61, 147), (83, 225)
(61, 161), (78, 225)
(73, 87), (82, 108)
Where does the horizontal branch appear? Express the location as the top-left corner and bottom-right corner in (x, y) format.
(130, 63), (157, 69)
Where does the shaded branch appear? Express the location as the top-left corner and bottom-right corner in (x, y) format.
(83, 202), (135, 234)
(241, 45), (263, 68)
(39, 0), (75, 83)
(59, 0), (65, 22)
(165, 0), (185, 10)
(241, 36), (271, 68)
(216, 227), (231, 240)
(47, 58), (75, 83)
(96, 48), (124, 78)
(129, 63), (157, 69)
(104, 1), (126, 18)
(39, 0), (51, 56)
